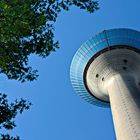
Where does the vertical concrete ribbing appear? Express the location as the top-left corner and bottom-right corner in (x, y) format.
(108, 75), (140, 140)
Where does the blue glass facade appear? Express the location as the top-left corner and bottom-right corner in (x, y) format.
(70, 28), (140, 107)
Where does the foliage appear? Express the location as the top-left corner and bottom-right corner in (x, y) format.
(1, 134), (20, 140)
(0, 93), (31, 140)
(0, 0), (99, 139)
(0, 0), (99, 82)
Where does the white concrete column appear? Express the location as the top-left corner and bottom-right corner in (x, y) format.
(108, 75), (140, 140)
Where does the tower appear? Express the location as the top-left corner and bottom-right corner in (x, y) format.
(70, 28), (140, 140)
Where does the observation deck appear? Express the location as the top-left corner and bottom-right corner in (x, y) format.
(70, 28), (140, 107)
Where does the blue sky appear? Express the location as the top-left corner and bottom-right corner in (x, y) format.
(1, 0), (140, 140)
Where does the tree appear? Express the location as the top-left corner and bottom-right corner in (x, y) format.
(0, 0), (99, 139)
(0, 0), (99, 83)
(0, 93), (31, 140)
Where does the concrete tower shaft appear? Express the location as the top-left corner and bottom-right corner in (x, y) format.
(85, 46), (140, 140)
(109, 75), (140, 140)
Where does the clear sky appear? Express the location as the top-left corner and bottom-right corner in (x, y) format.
(1, 0), (140, 140)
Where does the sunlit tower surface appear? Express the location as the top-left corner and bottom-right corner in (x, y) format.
(70, 29), (140, 140)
